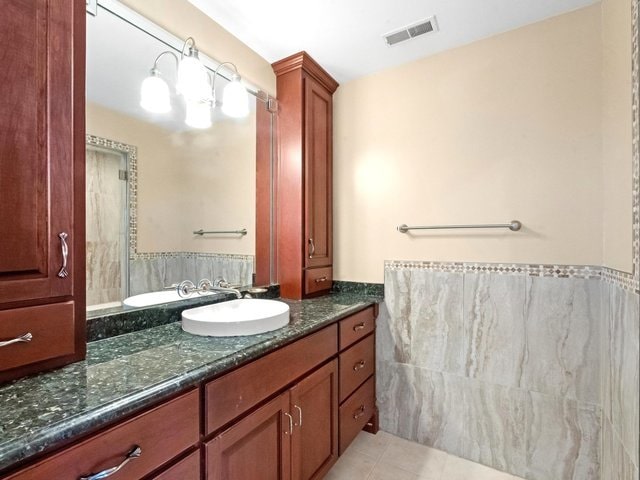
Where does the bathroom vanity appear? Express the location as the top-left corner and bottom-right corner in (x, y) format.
(0, 297), (378, 479)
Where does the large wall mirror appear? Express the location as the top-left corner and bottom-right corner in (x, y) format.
(85, 1), (274, 313)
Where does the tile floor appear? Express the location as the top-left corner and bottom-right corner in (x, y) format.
(326, 431), (525, 480)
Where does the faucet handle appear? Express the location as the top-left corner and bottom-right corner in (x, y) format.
(213, 277), (228, 288)
(198, 279), (213, 292)
(177, 280), (196, 297)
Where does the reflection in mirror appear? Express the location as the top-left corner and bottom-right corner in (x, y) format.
(85, 4), (272, 312)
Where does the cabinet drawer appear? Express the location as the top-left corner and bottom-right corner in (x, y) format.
(339, 376), (375, 455)
(152, 450), (200, 480)
(0, 302), (75, 373)
(339, 306), (375, 350)
(339, 335), (375, 403)
(304, 267), (333, 295)
(205, 325), (338, 435)
(6, 390), (200, 480)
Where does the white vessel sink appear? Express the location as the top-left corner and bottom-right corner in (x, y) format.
(181, 299), (290, 337)
(123, 290), (215, 308)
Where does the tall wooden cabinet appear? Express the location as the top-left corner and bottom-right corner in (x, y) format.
(0, 0), (86, 382)
(272, 52), (338, 299)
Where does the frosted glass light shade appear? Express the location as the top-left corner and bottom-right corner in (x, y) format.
(140, 74), (171, 113)
(221, 77), (249, 118)
(185, 100), (212, 129)
(177, 55), (211, 102)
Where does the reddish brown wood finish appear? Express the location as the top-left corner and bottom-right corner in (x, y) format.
(205, 325), (338, 435)
(272, 52), (338, 299)
(206, 392), (292, 480)
(0, 0), (85, 380)
(5, 390), (200, 480)
(304, 266), (333, 296)
(304, 78), (333, 270)
(338, 377), (376, 455)
(151, 450), (201, 480)
(338, 306), (376, 350)
(0, 302), (75, 378)
(255, 101), (273, 286)
(339, 335), (375, 403)
(290, 360), (339, 480)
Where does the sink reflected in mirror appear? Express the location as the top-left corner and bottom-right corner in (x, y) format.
(123, 290), (218, 308)
(182, 299), (290, 337)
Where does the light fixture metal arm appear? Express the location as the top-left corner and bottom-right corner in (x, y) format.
(151, 50), (179, 72)
(210, 61), (239, 104)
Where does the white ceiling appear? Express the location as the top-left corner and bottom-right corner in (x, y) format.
(188, 0), (599, 83)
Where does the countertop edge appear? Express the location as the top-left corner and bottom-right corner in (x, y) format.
(0, 298), (377, 474)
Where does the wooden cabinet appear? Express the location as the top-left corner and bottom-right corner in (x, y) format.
(207, 360), (338, 480)
(5, 390), (199, 480)
(206, 392), (292, 480)
(0, 0), (85, 381)
(272, 52), (338, 299)
(290, 360), (339, 480)
(337, 307), (378, 454)
(3, 308), (376, 480)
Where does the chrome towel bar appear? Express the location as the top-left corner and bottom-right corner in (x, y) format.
(193, 228), (247, 236)
(397, 220), (522, 233)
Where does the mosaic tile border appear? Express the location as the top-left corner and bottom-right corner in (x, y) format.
(86, 134), (139, 259)
(384, 261), (638, 292)
(133, 251), (254, 261)
(384, 260), (603, 279)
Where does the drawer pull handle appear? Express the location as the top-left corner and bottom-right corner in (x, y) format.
(284, 412), (294, 435)
(353, 322), (366, 332)
(0, 332), (33, 348)
(314, 276), (327, 283)
(353, 405), (367, 420)
(353, 360), (366, 371)
(294, 404), (303, 427)
(57, 232), (69, 278)
(79, 445), (141, 480)
(309, 238), (315, 258)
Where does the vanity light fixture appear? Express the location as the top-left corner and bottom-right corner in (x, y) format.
(139, 37), (249, 128)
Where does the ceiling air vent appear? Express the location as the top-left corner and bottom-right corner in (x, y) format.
(383, 16), (438, 47)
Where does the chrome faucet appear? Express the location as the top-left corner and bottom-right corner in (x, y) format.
(201, 277), (243, 299)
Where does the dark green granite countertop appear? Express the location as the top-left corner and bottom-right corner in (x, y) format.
(0, 294), (379, 474)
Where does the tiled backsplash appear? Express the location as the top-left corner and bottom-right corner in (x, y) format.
(377, 262), (639, 480)
(129, 252), (253, 296)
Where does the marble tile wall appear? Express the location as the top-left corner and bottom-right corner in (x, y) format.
(129, 253), (253, 296)
(378, 265), (604, 480)
(601, 282), (639, 480)
(86, 148), (126, 307)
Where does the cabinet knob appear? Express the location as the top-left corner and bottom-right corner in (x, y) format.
(293, 404), (303, 427)
(0, 332), (32, 348)
(353, 360), (366, 372)
(283, 412), (294, 435)
(353, 405), (367, 420)
(57, 232), (69, 278)
(79, 445), (141, 480)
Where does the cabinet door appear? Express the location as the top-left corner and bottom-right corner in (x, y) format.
(0, 0), (77, 305)
(290, 360), (339, 480)
(304, 76), (333, 269)
(206, 392), (292, 480)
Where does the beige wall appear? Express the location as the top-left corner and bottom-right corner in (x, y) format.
(333, 6), (604, 283)
(86, 102), (256, 256)
(602, 0), (633, 273)
(119, 0), (276, 95)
